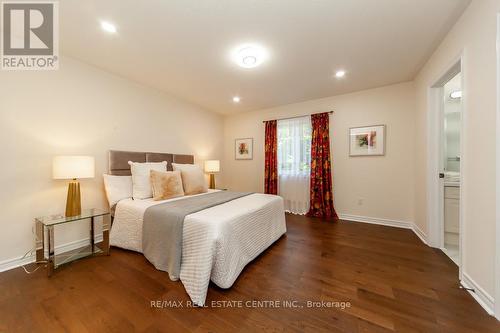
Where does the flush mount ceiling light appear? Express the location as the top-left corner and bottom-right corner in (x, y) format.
(450, 90), (462, 99)
(335, 70), (346, 79)
(232, 96), (241, 103)
(232, 44), (268, 69)
(101, 21), (117, 33)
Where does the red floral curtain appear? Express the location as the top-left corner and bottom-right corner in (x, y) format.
(264, 120), (278, 194)
(307, 113), (338, 220)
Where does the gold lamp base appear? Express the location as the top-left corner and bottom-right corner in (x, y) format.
(209, 174), (216, 190)
(65, 180), (81, 217)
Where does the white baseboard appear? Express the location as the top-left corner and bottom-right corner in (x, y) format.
(411, 223), (428, 245)
(0, 234), (104, 273)
(339, 213), (429, 246)
(0, 253), (35, 273)
(461, 272), (495, 316)
(339, 214), (412, 229)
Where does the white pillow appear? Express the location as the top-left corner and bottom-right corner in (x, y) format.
(128, 161), (168, 199)
(103, 174), (133, 208)
(172, 163), (208, 195)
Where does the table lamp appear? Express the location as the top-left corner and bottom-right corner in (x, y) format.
(204, 160), (220, 189)
(53, 156), (95, 217)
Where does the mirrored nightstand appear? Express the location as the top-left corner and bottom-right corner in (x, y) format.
(35, 208), (111, 276)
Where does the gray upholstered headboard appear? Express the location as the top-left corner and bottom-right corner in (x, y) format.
(109, 150), (194, 175)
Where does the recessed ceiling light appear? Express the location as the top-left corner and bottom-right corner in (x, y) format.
(335, 70), (346, 78)
(232, 44), (268, 69)
(101, 21), (117, 33)
(232, 96), (241, 103)
(450, 91), (462, 99)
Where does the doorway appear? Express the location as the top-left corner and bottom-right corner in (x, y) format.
(427, 58), (464, 276)
(441, 72), (462, 265)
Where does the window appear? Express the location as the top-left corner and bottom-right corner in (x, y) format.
(277, 117), (312, 175)
(277, 116), (312, 215)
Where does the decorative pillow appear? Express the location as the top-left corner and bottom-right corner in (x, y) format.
(171, 163), (208, 195)
(103, 174), (133, 207)
(128, 161), (167, 199)
(150, 170), (185, 201)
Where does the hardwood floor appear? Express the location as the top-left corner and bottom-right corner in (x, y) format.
(1, 214), (498, 332)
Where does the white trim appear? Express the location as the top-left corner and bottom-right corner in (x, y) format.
(0, 234), (103, 273)
(495, 12), (500, 321)
(457, 57), (466, 282)
(0, 253), (35, 273)
(339, 214), (412, 229)
(426, 55), (465, 282)
(411, 223), (428, 245)
(461, 272), (495, 316)
(339, 214), (428, 245)
(426, 85), (446, 248)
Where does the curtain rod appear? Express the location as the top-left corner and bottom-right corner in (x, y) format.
(262, 111), (334, 123)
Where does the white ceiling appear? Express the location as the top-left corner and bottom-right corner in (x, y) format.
(60, 0), (471, 114)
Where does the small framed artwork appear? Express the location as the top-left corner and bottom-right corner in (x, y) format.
(349, 125), (386, 156)
(235, 138), (253, 160)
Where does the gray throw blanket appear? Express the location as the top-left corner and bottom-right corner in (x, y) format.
(142, 191), (252, 280)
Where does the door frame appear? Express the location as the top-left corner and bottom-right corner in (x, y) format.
(495, 13), (500, 321)
(426, 54), (465, 280)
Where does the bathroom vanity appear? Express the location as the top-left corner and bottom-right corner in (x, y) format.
(444, 184), (460, 247)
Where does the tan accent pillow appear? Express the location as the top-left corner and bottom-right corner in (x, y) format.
(150, 170), (185, 201)
(171, 163), (208, 195)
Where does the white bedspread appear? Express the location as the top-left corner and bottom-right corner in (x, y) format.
(110, 190), (286, 306)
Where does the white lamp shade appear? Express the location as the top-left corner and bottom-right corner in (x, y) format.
(204, 160), (220, 173)
(53, 156), (95, 179)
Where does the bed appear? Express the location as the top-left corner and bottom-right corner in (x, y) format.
(107, 150), (287, 306)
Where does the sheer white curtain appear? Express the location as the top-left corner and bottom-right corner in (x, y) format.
(277, 116), (312, 214)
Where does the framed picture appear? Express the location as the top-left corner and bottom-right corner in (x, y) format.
(235, 138), (253, 160)
(349, 125), (386, 156)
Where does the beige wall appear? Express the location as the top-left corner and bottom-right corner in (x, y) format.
(414, 0), (498, 297)
(0, 57), (224, 265)
(223, 82), (416, 223)
(1, 0), (497, 310)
